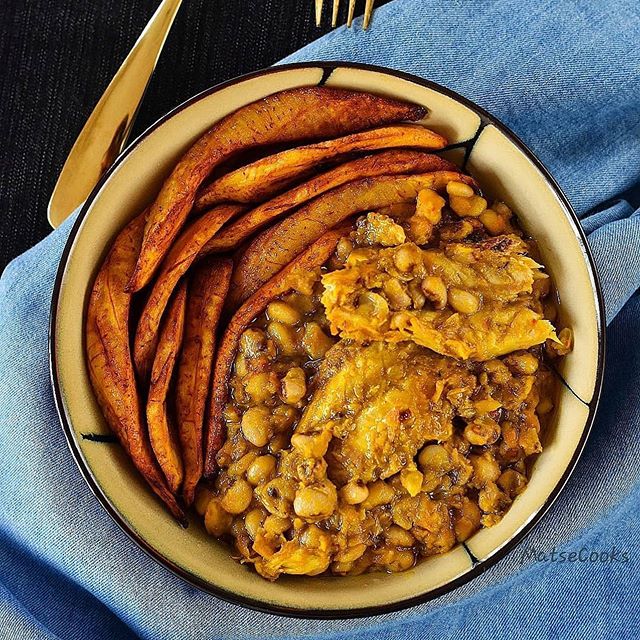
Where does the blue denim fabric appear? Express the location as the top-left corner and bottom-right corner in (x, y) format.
(1, 1), (639, 638)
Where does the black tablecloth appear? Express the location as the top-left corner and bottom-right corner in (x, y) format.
(0, 0), (389, 271)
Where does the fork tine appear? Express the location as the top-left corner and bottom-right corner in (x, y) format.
(315, 0), (324, 26)
(363, 0), (375, 29)
(331, 0), (340, 27)
(347, 0), (356, 27)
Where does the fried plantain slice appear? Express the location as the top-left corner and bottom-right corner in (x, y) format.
(127, 87), (427, 292)
(86, 215), (186, 524)
(199, 151), (455, 257)
(228, 171), (476, 309)
(177, 259), (232, 506)
(195, 124), (447, 208)
(203, 227), (348, 478)
(147, 282), (187, 494)
(133, 204), (241, 380)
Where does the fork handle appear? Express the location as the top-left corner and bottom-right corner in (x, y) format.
(47, 0), (183, 228)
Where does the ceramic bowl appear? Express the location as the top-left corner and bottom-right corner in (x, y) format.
(50, 62), (605, 618)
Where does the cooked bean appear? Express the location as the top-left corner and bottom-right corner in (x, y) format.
(498, 469), (528, 497)
(493, 201), (512, 218)
(263, 514), (291, 535)
(504, 352), (539, 375)
(383, 277), (412, 310)
(227, 450), (259, 477)
(363, 480), (395, 509)
(294, 483), (338, 518)
(205, 499), (233, 536)
(471, 453), (501, 486)
(464, 416), (501, 446)
(267, 301), (302, 326)
(386, 525), (415, 547)
(448, 288), (480, 314)
(244, 371), (278, 404)
(479, 209), (507, 235)
(246, 455), (277, 486)
(302, 322), (334, 359)
(421, 276), (447, 310)
(244, 508), (266, 539)
(267, 321), (298, 356)
(241, 407), (271, 447)
(335, 237), (354, 263)
(446, 181), (474, 198)
(393, 243), (422, 274)
(340, 481), (369, 505)
(268, 432), (290, 454)
(418, 444), (450, 472)
(449, 194), (487, 217)
(454, 499), (481, 542)
(474, 398), (503, 414)
(281, 367), (307, 405)
(221, 479), (253, 515)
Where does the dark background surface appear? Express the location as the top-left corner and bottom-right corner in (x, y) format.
(0, 0), (390, 271)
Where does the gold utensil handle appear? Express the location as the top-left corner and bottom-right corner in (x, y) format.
(47, 0), (183, 228)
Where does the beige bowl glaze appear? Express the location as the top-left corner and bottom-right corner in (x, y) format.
(50, 62), (605, 618)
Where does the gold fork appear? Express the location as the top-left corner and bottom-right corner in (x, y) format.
(47, 0), (183, 228)
(315, 0), (375, 29)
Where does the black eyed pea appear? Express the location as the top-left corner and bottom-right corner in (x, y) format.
(205, 499), (233, 536)
(386, 525), (415, 547)
(470, 453), (501, 486)
(393, 243), (423, 275)
(335, 237), (354, 263)
(339, 480), (369, 505)
(267, 321), (299, 356)
(280, 367), (307, 405)
(448, 287), (480, 314)
(244, 508), (266, 539)
(293, 482), (338, 519)
(227, 450), (259, 477)
(498, 468), (528, 497)
(446, 180), (474, 198)
(221, 479), (254, 515)
(504, 352), (539, 376)
(418, 444), (450, 472)
(464, 416), (501, 446)
(382, 277), (412, 310)
(449, 193), (487, 218)
(302, 322), (334, 360)
(479, 209), (507, 235)
(263, 514), (291, 535)
(241, 406), (271, 447)
(246, 454), (277, 486)
(268, 432), (290, 454)
(362, 480), (395, 509)
(267, 300), (302, 326)
(493, 201), (513, 218)
(421, 275), (447, 310)
(244, 371), (279, 403)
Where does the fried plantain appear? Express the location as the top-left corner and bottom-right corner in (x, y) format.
(127, 87), (427, 292)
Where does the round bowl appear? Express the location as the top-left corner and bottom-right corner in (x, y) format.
(50, 62), (605, 618)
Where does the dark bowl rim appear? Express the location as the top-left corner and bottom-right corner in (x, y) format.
(48, 60), (606, 620)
